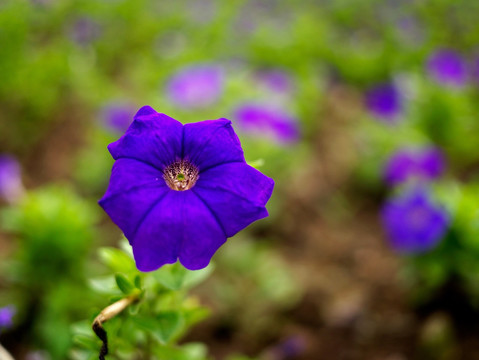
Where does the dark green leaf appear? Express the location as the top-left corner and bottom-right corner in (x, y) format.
(115, 274), (135, 295)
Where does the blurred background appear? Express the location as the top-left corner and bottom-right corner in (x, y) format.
(2, 0), (479, 359)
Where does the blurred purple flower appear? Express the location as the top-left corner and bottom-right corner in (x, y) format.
(233, 103), (300, 145)
(166, 65), (223, 109)
(256, 69), (293, 94)
(69, 17), (101, 46)
(0, 155), (24, 204)
(0, 306), (15, 331)
(101, 103), (136, 133)
(269, 336), (306, 360)
(365, 82), (402, 122)
(384, 147), (445, 186)
(426, 49), (467, 87)
(99, 106), (274, 271)
(382, 188), (449, 254)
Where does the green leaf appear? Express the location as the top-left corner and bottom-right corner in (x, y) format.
(155, 311), (185, 343)
(115, 274), (135, 295)
(247, 158), (264, 169)
(99, 247), (136, 273)
(134, 311), (185, 344)
(72, 334), (99, 351)
(154, 342), (209, 360)
(88, 276), (117, 294)
(134, 275), (142, 289)
(153, 262), (187, 290)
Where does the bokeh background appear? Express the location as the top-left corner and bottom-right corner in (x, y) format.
(2, 0), (479, 359)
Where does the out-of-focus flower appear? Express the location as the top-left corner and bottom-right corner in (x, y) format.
(166, 65), (223, 109)
(99, 106), (274, 271)
(365, 82), (402, 122)
(0, 155), (24, 204)
(255, 69), (293, 94)
(101, 102), (136, 133)
(233, 103), (300, 145)
(384, 147), (445, 186)
(69, 17), (101, 46)
(265, 336), (307, 360)
(426, 49), (467, 87)
(0, 306), (15, 331)
(381, 188), (449, 254)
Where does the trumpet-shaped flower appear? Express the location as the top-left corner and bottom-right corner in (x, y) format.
(381, 188), (449, 254)
(99, 106), (274, 271)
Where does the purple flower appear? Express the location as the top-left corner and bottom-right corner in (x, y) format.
(99, 106), (274, 271)
(0, 155), (24, 204)
(255, 69), (293, 94)
(365, 82), (402, 122)
(166, 65), (223, 109)
(270, 336), (306, 359)
(382, 188), (449, 254)
(384, 147), (445, 186)
(426, 49), (467, 87)
(233, 103), (300, 145)
(101, 102), (136, 133)
(69, 17), (101, 46)
(0, 306), (15, 331)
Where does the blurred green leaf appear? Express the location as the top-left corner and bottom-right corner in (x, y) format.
(153, 262), (187, 290)
(99, 247), (137, 273)
(115, 274), (135, 295)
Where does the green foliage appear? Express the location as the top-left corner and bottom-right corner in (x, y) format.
(72, 244), (212, 360)
(399, 183), (479, 306)
(0, 186), (100, 359)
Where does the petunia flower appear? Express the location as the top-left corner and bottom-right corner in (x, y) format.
(166, 65), (224, 109)
(426, 49), (467, 87)
(381, 188), (449, 254)
(0, 155), (24, 204)
(99, 106), (274, 271)
(384, 146), (445, 186)
(0, 305), (15, 332)
(365, 82), (403, 122)
(100, 102), (136, 133)
(233, 103), (300, 145)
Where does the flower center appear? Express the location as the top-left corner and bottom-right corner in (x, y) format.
(163, 160), (199, 191)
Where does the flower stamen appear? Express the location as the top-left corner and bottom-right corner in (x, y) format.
(163, 160), (199, 191)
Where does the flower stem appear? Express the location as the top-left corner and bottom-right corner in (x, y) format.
(92, 294), (139, 360)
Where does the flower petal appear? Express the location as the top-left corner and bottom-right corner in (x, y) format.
(183, 119), (245, 172)
(130, 191), (226, 271)
(131, 191), (183, 272)
(194, 162), (274, 237)
(178, 191), (226, 270)
(99, 158), (169, 242)
(108, 106), (183, 170)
